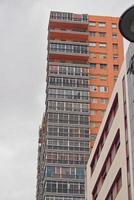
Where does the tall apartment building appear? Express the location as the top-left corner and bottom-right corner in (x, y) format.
(36, 11), (124, 200)
(86, 43), (134, 200)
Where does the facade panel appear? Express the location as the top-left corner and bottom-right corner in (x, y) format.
(86, 44), (134, 200)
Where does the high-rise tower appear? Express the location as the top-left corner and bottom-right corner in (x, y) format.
(36, 11), (124, 200)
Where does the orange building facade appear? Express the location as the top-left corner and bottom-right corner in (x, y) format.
(87, 15), (124, 146)
(36, 11), (124, 200)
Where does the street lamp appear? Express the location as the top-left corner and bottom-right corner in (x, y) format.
(119, 5), (134, 42)
(119, 5), (134, 75)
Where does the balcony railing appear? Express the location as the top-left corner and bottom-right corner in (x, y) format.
(49, 28), (89, 35)
(49, 48), (88, 55)
(46, 159), (87, 165)
(45, 188), (84, 194)
(50, 11), (88, 23)
(46, 173), (84, 179)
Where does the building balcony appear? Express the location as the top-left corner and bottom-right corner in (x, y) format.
(46, 134), (90, 141)
(49, 39), (88, 47)
(49, 12), (88, 31)
(48, 51), (89, 60)
(47, 95), (90, 103)
(48, 48), (88, 55)
(49, 28), (89, 35)
(48, 61), (90, 67)
(48, 29), (88, 42)
(45, 158), (88, 165)
(47, 73), (90, 80)
(50, 11), (88, 23)
(45, 173), (85, 180)
(47, 84), (90, 91)
(47, 109), (90, 116)
(46, 146), (90, 153)
(44, 191), (85, 197)
(48, 40), (89, 61)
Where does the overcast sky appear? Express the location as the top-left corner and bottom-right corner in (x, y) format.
(0, 0), (133, 199)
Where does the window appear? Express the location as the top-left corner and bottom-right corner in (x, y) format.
(90, 134), (96, 141)
(99, 32), (106, 37)
(83, 79), (91, 90)
(90, 97), (97, 103)
(90, 63), (96, 68)
(50, 12), (73, 21)
(68, 66), (74, 75)
(59, 113), (68, 123)
(69, 79), (76, 87)
(47, 166), (55, 177)
(58, 89), (64, 99)
(48, 126), (58, 136)
(113, 64), (119, 71)
(75, 67), (81, 75)
(89, 31), (96, 37)
(90, 75), (96, 80)
(59, 127), (68, 137)
(100, 64), (107, 69)
(90, 122), (100, 128)
(76, 167), (84, 179)
(99, 43), (107, 48)
(63, 78), (68, 86)
(114, 76), (118, 81)
(90, 53), (97, 58)
(89, 21), (96, 26)
(82, 91), (88, 100)
(100, 75), (107, 81)
(62, 167), (70, 177)
(82, 68), (88, 76)
(46, 181), (56, 193)
(82, 104), (88, 112)
(69, 114), (78, 124)
(99, 54), (107, 59)
(90, 85), (98, 92)
(112, 23), (117, 28)
(98, 22), (106, 27)
(113, 43), (118, 49)
(89, 42), (96, 47)
(59, 66), (66, 75)
(80, 115), (89, 125)
(100, 98), (109, 104)
(82, 14), (88, 22)
(113, 54), (118, 60)
(49, 65), (59, 74)
(48, 113), (58, 123)
(50, 43), (88, 54)
(49, 77), (55, 84)
(48, 101), (56, 110)
(90, 110), (97, 115)
(74, 103), (80, 112)
(58, 182), (67, 193)
(66, 102), (72, 111)
(57, 102), (64, 110)
(77, 79), (82, 87)
(100, 86), (108, 93)
(112, 33), (118, 39)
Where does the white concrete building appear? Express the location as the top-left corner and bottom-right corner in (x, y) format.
(86, 44), (134, 200)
